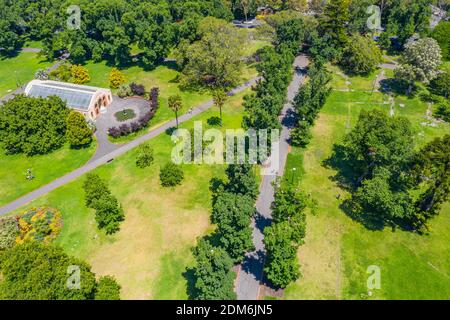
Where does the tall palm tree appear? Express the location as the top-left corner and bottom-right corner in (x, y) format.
(168, 95), (183, 127)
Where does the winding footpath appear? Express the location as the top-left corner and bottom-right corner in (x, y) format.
(0, 77), (259, 216)
(235, 55), (310, 300)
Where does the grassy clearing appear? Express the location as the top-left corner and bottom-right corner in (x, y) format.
(0, 143), (96, 208)
(283, 68), (450, 300)
(0, 51), (52, 97)
(11, 89), (249, 299)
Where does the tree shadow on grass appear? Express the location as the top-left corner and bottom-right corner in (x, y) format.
(322, 144), (360, 192)
(338, 199), (387, 231)
(182, 267), (197, 300)
(207, 116), (222, 126)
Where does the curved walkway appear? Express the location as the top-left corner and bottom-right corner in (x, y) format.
(0, 77), (259, 216)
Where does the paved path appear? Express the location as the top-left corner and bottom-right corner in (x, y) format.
(0, 77), (259, 215)
(235, 55), (310, 300)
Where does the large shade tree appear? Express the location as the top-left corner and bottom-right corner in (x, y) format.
(0, 95), (69, 156)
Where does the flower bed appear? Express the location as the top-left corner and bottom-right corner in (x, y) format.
(16, 207), (63, 244)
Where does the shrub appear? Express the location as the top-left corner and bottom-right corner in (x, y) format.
(136, 143), (154, 168)
(150, 87), (160, 109)
(34, 69), (49, 80)
(160, 162), (184, 187)
(66, 111), (93, 146)
(71, 64), (90, 84)
(15, 207), (62, 244)
(434, 101), (450, 122)
(107, 111), (156, 138)
(0, 217), (19, 250)
(129, 82), (146, 96)
(117, 84), (132, 98)
(49, 63), (72, 82)
(109, 68), (125, 89)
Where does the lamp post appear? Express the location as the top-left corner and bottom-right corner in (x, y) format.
(291, 167), (297, 184)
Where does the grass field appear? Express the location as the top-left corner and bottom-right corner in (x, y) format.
(10, 89), (250, 299)
(0, 51), (52, 97)
(283, 67), (450, 300)
(0, 143), (96, 208)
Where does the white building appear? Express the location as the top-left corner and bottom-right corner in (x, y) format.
(24, 80), (113, 120)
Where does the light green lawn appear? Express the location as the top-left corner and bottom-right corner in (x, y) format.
(10, 89), (250, 299)
(0, 52), (52, 97)
(283, 71), (450, 300)
(0, 143), (96, 208)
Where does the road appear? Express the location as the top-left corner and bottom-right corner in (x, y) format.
(0, 77), (259, 215)
(235, 55), (310, 300)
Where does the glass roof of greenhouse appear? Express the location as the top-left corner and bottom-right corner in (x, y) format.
(27, 84), (94, 111)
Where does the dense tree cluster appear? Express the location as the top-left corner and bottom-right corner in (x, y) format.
(263, 185), (310, 288)
(332, 110), (450, 233)
(191, 164), (258, 299)
(0, 95), (70, 156)
(0, 241), (120, 300)
(290, 62), (332, 147)
(83, 173), (124, 234)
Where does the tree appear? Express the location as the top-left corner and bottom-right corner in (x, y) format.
(225, 164), (258, 200)
(0, 242), (97, 300)
(341, 109), (414, 183)
(428, 70), (449, 98)
(95, 276), (121, 300)
(410, 135), (450, 233)
(211, 192), (255, 262)
(191, 238), (236, 300)
(71, 65), (90, 85)
(66, 111), (93, 147)
(395, 37), (443, 94)
(181, 17), (247, 89)
(212, 89), (227, 126)
(94, 194), (125, 234)
(0, 95), (69, 156)
(109, 68), (125, 89)
(83, 174), (124, 234)
(168, 95), (183, 128)
(160, 162), (184, 187)
(263, 221), (301, 288)
(320, 0), (350, 47)
(341, 34), (382, 75)
(135, 143), (154, 168)
(430, 21), (450, 60)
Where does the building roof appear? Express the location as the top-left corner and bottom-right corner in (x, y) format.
(24, 80), (111, 111)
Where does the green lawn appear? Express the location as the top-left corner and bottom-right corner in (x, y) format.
(283, 68), (450, 300)
(0, 143), (96, 208)
(10, 89), (250, 299)
(0, 51), (52, 97)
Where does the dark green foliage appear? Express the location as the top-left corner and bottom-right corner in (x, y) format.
(428, 71), (449, 98)
(159, 162), (184, 187)
(66, 111), (93, 147)
(0, 242), (97, 300)
(291, 62), (332, 147)
(135, 143), (154, 168)
(0, 95), (69, 156)
(410, 135), (450, 233)
(95, 276), (121, 300)
(434, 101), (450, 122)
(225, 164), (258, 200)
(0, 217), (19, 251)
(211, 192), (255, 262)
(191, 238), (236, 300)
(263, 185), (308, 288)
(83, 174), (124, 234)
(319, 0), (350, 48)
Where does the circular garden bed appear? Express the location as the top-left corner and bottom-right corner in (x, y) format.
(114, 109), (137, 122)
